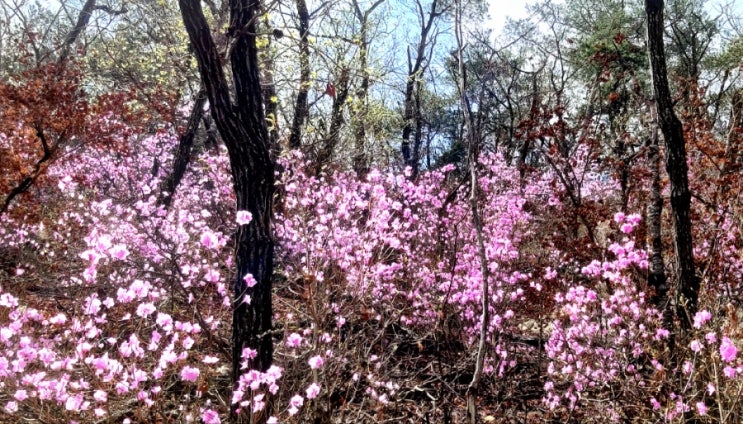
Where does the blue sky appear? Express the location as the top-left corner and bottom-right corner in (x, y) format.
(487, 0), (531, 33)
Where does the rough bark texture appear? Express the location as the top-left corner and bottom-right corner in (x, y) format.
(178, 2), (275, 422)
(289, 0), (310, 149)
(645, 0), (698, 329)
(647, 130), (669, 309)
(158, 89), (207, 209)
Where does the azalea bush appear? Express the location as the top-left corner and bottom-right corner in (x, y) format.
(1, 102), (743, 423)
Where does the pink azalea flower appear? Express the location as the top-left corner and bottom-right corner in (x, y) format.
(180, 366), (200, 382)
(724, 366), (736, 378)
(202, 408), (220, 424)
(720, 337), (738, 363)
(286, 333), (302, 348)
(306, 383), (321, 399)
(65, 394), (86, 411)
(5, 401), (18, 413)
(626, 213), (642, 224)
(242, 347), (257, 360)
(308, 355), (324, 369)
(202, 355), (219, 364)
(94, 390), (107, 403)
(136, 302), (156, 318)
(694, 310), (712, 329)
(290, 395), (304, 408)
(236, 210), (252, 225)
(200, 231), (219, 249)
(243, 273), (257, 288)
(696, 402), (707, 416)
(109, 244), (129, 260)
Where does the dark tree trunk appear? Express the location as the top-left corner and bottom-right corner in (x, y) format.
(412, 77), (424, 171)
(725, 88), (743, 173)
(351, 0), (385, 176)
(158, 89), (207, 209)
(178, 2), (275, 423)
(352, 27), (370, 176)
(401, 0), (441, 178)
(1, 127), (59, 216)
(647, 129), (669, 310)
(202, 113), (219, 150)
(58, 0), (126, 64)
(317, 68), (350, 173)
(289, 0), (311, 149)
(58, 0), (96, 63)
(645, 0), (698, 329)
(517, 75), (539, 189)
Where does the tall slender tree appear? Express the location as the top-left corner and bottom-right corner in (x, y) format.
(178, 1), (275, 422)
(289, 0), (311, 149)
(350, 0), (385, 175)
(401, 0), (445, 177)
(645, 0), (698, 329)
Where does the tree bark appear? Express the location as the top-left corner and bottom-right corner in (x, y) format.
(317, 68), (349, 173)
(58, 0), (96, 64)
(289, 0), (311, 149)
(724, 88), (743, 173)
(351, 0), (385, 176)
(158, 89), (207, 209)
(645, 0), (698, 329)
(647, 129), (669, 310)
(401, 0), (441, 177)
(258, 11), (280, 156)
(454, 1), (488, 422)
(178, 2), (275, 423)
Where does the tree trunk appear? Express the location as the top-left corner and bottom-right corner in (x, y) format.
(401, 0), (441, 178)
(58, 0), (96, 63)
(316, 68), (350, 173)
(258, 11), (280, 156)
(353, 24), (370, 176)
(647, 129), (669, 310)
(158, 89), (207, 209)
(289, 0), (311, 149)
(724, 88), (743, 173)
(645, 0), (698, 329)
(178, 2), (275, 423)
(351, 0), (385, 176)
(454, 1), (488, 422)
